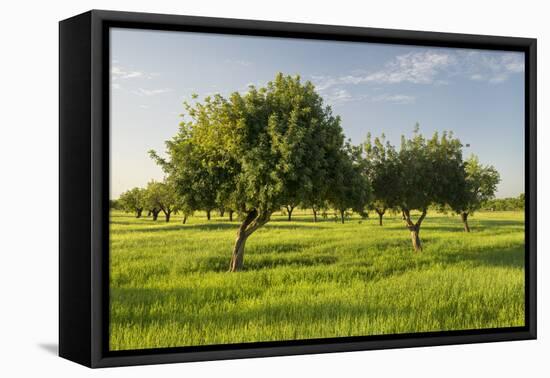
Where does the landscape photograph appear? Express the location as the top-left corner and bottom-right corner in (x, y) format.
(109, 28), (526, 351)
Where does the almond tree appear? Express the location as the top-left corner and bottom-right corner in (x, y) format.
(118, 187), (146, 218)
(371, 126), (465, 252)
(144, 180), (179, 222)
(449, 155), (500, 232)
(151, 73), (347, 271)
(364, 133), (401, 226)
(328, 142), (371, 224)
(398, 126), (465, 251)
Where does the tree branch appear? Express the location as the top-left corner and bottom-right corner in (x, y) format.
(244, 210), (270, 237)
(415, 208), (428, 228)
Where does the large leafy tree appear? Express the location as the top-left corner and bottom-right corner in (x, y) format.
(449, 155), (500, 232)
(152, 73), (346, 271)
(380, 125), (465, 252)
(364, 133), (401, 226)
(118, 187), (146, 218)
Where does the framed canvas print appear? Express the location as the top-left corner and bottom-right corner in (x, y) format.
(59, 10), (536, 368)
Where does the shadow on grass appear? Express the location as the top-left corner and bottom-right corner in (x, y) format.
(112, 221), (323, 234)
(432, 244), (525, 270)
(178, 250), (338, 273)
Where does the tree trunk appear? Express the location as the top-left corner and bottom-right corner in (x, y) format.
(229, 229), (248, 272)
(409, 225), (422, 252)
(461, 212), (470, 232)
(229, 209), (270, 272)
(147, 210), (152, 217)
(340, 209), (345, 224)
(136, 208), (143, 218)
(182, 215), (188, 224)
(206, 210), (211, 221)
(375, 208), (385, 226)
(229, 210), (257, 272)
(312, 207), (318, 223)
(164, 211), (171, 222)
(220, 208), (225, 217)
(229, 210), (234, 222)
(152, 209), (159, 221)
(402, 208), (427, 252)
(286, 205), (295, 221)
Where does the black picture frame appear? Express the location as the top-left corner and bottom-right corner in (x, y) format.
(59, 9), (537, 368)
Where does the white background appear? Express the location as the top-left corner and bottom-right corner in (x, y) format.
(0, 0), (547, 376)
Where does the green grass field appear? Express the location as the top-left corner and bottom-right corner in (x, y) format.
(109, 210), (525, 351)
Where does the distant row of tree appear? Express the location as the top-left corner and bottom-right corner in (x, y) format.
(481, 194), (525, 211)
(115, 73), (512, 271)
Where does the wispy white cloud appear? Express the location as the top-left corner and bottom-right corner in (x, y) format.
(111, 65), (160, 80)
(133, 88), (172, 96)
(112, 66), (144, 80)
(311, 75), (339, 91)
(460, 51), (524, 84)
(323, 88), (354, 105)
(321, 88), (415, 106)
(310, 50), (524, 97)
(345, 51), (454, 85)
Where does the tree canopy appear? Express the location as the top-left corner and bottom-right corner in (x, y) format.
(118, 187), (146, 218)
(143, 180), (179, 222)
(448, 155), (500, 231)
(366, 126), (465, 251)
(364, 133), (401, 225)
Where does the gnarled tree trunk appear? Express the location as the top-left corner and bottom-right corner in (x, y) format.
(229, 209), (270, 272)
(375, 207), (385, 226)
(152, 209), (160, 221)
(461, 212), (470, 232)
(136, 208), (143, 218)
(286, 205), (295, 221)
(340, 209), (345, 224)
(312, 207), (318, 223)
(206, 210), (211, 221)
(182, 214), (188, 224)
(409, 224), (421, 251)
(219, 208), (225, 217)
(402, 208), (427, 252)
(229, 210), (234, 222)
(164, 210), (171, 222)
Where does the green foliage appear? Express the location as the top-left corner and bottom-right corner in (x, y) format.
(482, 194), (524, 211)
(150, 73), (360, 269)
(118, 187), (146, 217)
(396, 125), (465, 212)
(364, 126), (467, 249)
(153, 73), (347, 217)
(109, 210), (525, 350)
(449, 155), (500, 215)
(109, 199), (121, 210)
(144, 180), (179, 221)
(328, 142), (371, 222)
(364, 133), (401, 215)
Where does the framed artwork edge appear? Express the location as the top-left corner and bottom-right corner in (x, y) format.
(59, 9), (537, 368)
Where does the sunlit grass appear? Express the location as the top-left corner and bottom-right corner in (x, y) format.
(109, 209), (525, 350)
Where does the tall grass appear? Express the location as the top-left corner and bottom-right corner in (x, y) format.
(109, 210), (525, 350)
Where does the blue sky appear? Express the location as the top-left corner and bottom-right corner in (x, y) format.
(110, 28), (525, 199)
